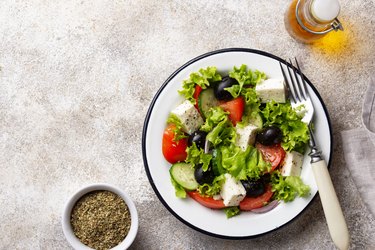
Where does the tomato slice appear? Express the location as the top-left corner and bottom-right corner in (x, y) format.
(162, 124), (188, 164)
(188, 191), (226, 209)
(219, 97), (245, 126)
(193, 85), (203, 111)
(256, 143), (286, 171)
(239, 185), (273, 211)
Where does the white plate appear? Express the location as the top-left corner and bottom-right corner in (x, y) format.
(142, 48), (332, 239)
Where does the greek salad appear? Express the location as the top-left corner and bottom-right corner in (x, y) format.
(162, 65), (311, 218)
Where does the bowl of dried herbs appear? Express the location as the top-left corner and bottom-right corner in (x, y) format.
(62, 183), (138, 250)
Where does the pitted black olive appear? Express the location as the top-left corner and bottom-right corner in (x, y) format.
(188, 130), (207, 149)
(213, 76), (238, 101)
(241, 179), (265, 197)
(194, 164), (215, 185)
(256, 126), (283, 146)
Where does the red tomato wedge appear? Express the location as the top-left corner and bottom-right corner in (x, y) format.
(219, 97), (245, 126)
(162, 124), (188, 164)
(193, 85), (203, 111)
(256, 143), (286, 171)
(188, 191), (226, 209)
(239, 185), (274, 211)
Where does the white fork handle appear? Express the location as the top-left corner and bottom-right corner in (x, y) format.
(312, 160), (350, 250)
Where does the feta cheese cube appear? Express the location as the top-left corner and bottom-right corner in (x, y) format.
(170, 100), (204, 134)
(255, 78), (286, 103)
(220, 173), (246, 206)
(280, 151), (304, 176)
(235, 124), (259, 151)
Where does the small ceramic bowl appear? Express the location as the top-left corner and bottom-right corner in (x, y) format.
(62, 183), (138, 250)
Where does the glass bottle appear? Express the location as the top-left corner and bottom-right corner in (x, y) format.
(284, 0), (343, 43)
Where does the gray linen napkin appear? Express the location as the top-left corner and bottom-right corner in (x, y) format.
(341, 78), (375, 217)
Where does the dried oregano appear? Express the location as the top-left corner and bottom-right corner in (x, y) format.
(70, 190), (131, 250)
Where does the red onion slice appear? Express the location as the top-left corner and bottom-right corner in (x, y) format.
(250, 200), (279, 213)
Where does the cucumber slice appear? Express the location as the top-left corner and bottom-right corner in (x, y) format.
(248, 112), (263, 128)
(170, 163), (198, 190)
(198, 88), (219, 119)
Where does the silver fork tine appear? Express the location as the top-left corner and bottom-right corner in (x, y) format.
(282, 61), (299, 103)
(294, 58), (309, 100)
(279, 62), (296, 103)
(285, 61), (300, 103)
(289, 59), (304, 102)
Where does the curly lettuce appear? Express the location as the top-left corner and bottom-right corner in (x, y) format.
(198, 174), (225, 196)
(224, 206), (240, 218)
(261, 101), (309, 153)
(226, 64), (267, 98)
(167, 113), (188, 141)
(201, 107), (236, 147)
(271, 171), (310, 202)
(185, 143), (212, 171)
(245, 147), (271, 179)
(178, 67), (222, 104)
(215, 145), (271, 181)
(238, 87), (263, 128)
(220, 144), (249, 180)
(211, 149), (226, 176)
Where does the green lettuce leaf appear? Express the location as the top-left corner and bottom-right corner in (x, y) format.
(167, 113), (188, 141)
(186, 143), (212, 171)
(178, 67), (222, 103)
(261, 101), (309, 153)
(271, 171), (310, 202)
(170, 174), (187, 198)
(213, 144), (272, 181)
(285, 176), (310, 197)
(246, 147), (271, 179)
(200, 107), (229, 132)
(201, 107), (236, 147)
(198, 174), (226, 196)
(224, 206), (240, 218)
(226, 65), (267, 98)
(220, 144), (249, 180)
(211, 149), (226, 176)
(238, 87), (262, 127)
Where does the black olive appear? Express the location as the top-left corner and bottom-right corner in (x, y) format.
(241, 179), (265, 197)
(256, 126), (283, 146)
(188, 131), (207, 149)
(213, 76), (238, 101)
(194, 164), (215, 185)
(261, 173), (271, 184)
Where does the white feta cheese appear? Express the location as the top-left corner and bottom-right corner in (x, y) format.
(170, 100), (204, 134)
(220, 173), (246, 207)
(235, 124), (259, 151)
(255, 78), (286, 103)
(280, 151), (304, 176)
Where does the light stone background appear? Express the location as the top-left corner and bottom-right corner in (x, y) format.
(1, 0), (374, 249)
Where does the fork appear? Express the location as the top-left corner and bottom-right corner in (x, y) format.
(280, 59), (349, 250)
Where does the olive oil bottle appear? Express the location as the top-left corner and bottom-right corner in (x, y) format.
(284, 0), (343, 43)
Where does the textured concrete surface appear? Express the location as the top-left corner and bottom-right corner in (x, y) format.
(0, 0), (374, 249)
